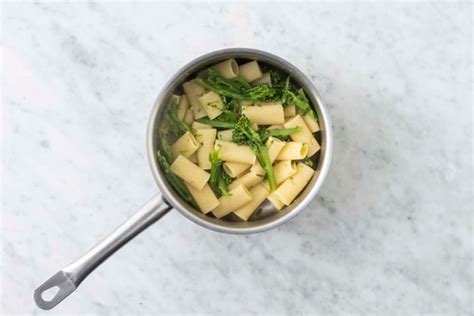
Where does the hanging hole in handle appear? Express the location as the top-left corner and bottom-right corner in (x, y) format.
(41, 285), (60, 301)
(34, 271), (77, 310)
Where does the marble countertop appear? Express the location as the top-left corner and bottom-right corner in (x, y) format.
(2, 2), (472, 315)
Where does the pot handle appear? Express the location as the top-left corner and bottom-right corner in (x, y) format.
(34, 194), (172, 310)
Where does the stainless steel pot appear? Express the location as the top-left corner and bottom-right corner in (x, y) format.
(34, 48), (333, 310)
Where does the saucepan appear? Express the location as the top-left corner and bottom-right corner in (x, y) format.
(34, 48), (333, 310)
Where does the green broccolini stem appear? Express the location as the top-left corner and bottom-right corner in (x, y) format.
(197, 118), (235, 129)
(257, 144), (276, 191)
(164, 97), (191, 137)
(260, 127), (301, 142)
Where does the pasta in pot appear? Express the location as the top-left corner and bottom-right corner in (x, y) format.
(239, 61), (263, 82)
(273, 163), (315, 205)
(215, 140), (256, 165)
(185, 183), (219, 214)
(234, 184), (270, 221)
(212, 185), (252, 218)
(157, 58), (321, 221)
(171, 131), (200, 159)
(228, 171), (263, 191)
(211, 59), (239, 79)
(275, 142), (308, 161)
(217, 129), (233, 141)
(170, 155), (210, 191)
(242, 103), (285, 125)
(223, 162), (251, 178)
(195, 128), (217, 170)
(182, 80), (207, 119)
(177, 94), (189, 121)
(198, 91), (224, 120)
(284, 115), (320, 157)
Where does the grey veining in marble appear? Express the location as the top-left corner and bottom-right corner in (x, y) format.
(2, 1), (472, 315)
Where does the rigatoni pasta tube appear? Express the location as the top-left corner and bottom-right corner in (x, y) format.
(188, 153), (198, 164)
(182, 80), (207, 119)
(242, 103), (284, 125)
(284, 115), (320, 157)
(239, 61), (263, 82)
(183, 109), (194, 125)
(223, 162), (251, 178)
(185, 183), (219, 214)
(217, 129), (233, 141)
(275, 142), (308, 160)
(177, 95), (189, 121)
(171, 131), (200, 159)
(273, 160), (298, 185)
(198, 91), (224, 120)
(170, 155), (210, 190)
(303, 113), (320, 133)
(211, 59), (239, 79)
(250, 136), (286, 176)
(284, 105), (296, 117)
(251, 72), (271, 86)
(212, 185), (252, 218)
(267, 193), (284, 210)
(216, 140), (256, 165)
(234, 184), (270, 221)
(195, 128), (216, 170)
(273, 162), (315, 205)
(192, 121), (211, 130)
(228, 171), (263, 190)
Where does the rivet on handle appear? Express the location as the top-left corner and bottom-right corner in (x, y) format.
(34, 271), (77, 310)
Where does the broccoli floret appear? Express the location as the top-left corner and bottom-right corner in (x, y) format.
(233, 116), (277, 191)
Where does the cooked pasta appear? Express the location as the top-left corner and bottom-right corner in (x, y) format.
(238, 61), (263, 82)
(223, 162), (251, 178)
(185, 183), (219, 214)
(228, 171), (263, 190)
(273, 162), (315, 205)
(211, 59), (239, 79)
(170, 155), (210, 190)
(234, 183), (270, 221)
(198, 91), (224, 120)
(157, 58), (321, 221)
(275, 142), (308, 160)
(192, 121), (212, 130)
(177, 95), (189, 121)
(217, 129), (233, 141)
(273, 160), (298, 185)
(242, 103), (285, 125)
(215, 140), (256, 165)
(267, 192), (284, 211)
(284, 115), (320, 157)
(188, 152), (198, 164)
(182, 80), (207, 119)
(251, 72), (271, 86)
(171, 131), (200, 159)
(212, 185), (252, 218)
(195, 128), (217, 170)
(284, 105), (296, 117)
(303, 113), (320, 133)
(183, 108), (194, 125)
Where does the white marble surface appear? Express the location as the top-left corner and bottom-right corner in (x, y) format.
(2, 1), (472, 315)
